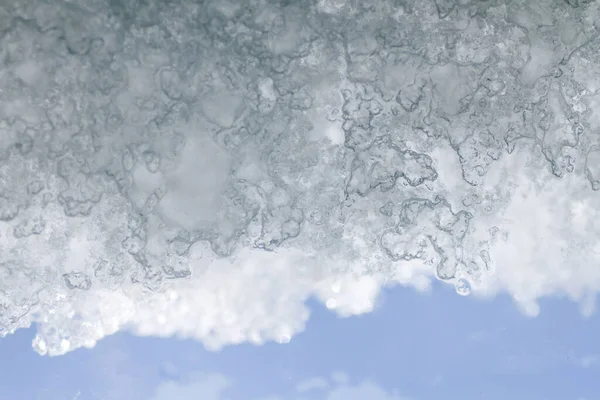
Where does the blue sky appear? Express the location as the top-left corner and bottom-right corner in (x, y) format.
(2, 283), (598, 400)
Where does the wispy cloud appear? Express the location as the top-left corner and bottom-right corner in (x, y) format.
(149, 371), (412, 400)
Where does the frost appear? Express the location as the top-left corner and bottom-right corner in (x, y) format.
(396, 79), (428, 114)
(584, 145), (600, 190)
(378, 197), (475, 281)
(26, 180), (45, 195)
(451, 129), (503, 186)
(0, 196), (19, 221)
(13, 216), (46, 238)
(63, 272), (92, 291)
(346, 135), (438, 197)
(1, 0), (600, 356)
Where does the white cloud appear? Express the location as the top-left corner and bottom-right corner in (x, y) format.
(295, 377), (329, 393)
(579, 355), (599, 368)
(324, 381), (411, 400)
(150, 373), (231, 400)
(148, 371), (412, 400)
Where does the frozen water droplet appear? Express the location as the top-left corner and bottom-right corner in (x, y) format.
(455, 278), (471, 296)
(437, 261), (456, 280)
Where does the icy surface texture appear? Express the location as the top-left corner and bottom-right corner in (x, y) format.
(1, 0), (600, 355)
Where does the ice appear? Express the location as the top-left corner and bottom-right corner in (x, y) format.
(158, 135), (232, 231)
(1, 0), (600, 356)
